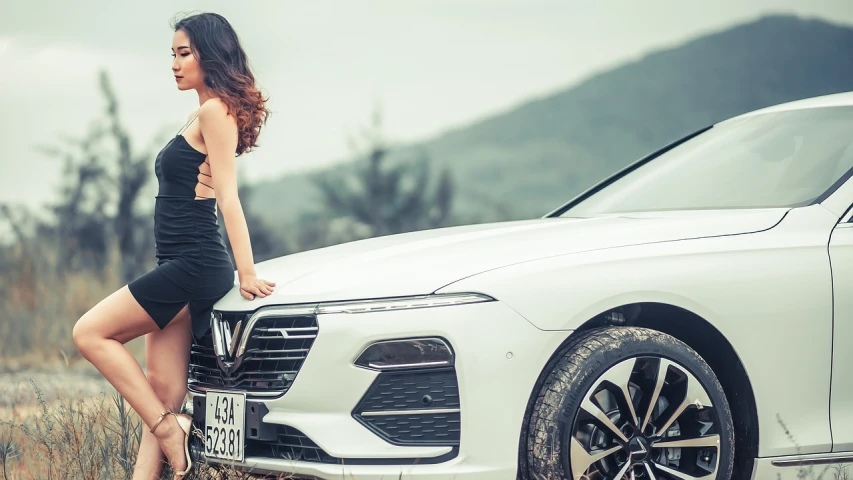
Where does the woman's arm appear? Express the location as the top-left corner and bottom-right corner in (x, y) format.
(199, 99), (275, 300)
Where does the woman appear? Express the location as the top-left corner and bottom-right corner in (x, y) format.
(72, 12), (275, 478)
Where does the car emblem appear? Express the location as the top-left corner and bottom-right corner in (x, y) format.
(212, 313), (244, 373)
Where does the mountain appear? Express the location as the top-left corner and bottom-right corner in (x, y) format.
(249, 14), (853, 237)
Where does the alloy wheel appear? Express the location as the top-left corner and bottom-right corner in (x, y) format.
(569, 356), (721, 480)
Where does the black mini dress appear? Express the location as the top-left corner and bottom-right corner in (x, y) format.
(128, 112), (235, 340)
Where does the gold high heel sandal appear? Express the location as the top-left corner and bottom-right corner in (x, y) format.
(150, 410), (194, 476)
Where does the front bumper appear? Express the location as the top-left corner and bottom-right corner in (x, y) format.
(185, 299), (569, 479)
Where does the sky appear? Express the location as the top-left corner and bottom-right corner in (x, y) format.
(1, 0), (852, 212)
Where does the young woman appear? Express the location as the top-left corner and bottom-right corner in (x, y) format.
(72, 12), (275, 478)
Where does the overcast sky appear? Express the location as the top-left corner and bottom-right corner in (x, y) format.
(1, 0), (852, 210)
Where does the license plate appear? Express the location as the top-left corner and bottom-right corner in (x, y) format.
(204, 391), (246, 461)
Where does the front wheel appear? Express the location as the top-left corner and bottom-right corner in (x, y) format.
(524, 327), (735, 480)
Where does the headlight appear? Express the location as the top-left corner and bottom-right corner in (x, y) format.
(354, 337), (454, 371)
(316, 292), (493, 315)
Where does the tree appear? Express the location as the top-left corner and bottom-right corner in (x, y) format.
(313, 105), (454, 240)
(100, 71), (156, 284)
(0, 69), (162, 357)
(36, 69), (159, 283)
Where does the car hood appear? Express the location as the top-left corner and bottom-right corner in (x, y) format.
(214, 208), (787, 311)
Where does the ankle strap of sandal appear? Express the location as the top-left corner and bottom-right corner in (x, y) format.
(150, 410), (174, 433)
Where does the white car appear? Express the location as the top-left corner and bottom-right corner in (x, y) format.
(185, 92), (853, 480)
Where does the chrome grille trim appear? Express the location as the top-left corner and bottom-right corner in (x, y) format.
(360, 408), (461, 417)
(254, 327), (319, 333)
(187, 307), (319, 398)
(252, 335), (316, 340)
(187, 384), (285, 398)
(234, 305), (319, 357)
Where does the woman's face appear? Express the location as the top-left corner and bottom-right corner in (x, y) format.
(171, 29), (204, 91)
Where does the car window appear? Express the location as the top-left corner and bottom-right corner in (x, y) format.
(562, 106), (853, 215)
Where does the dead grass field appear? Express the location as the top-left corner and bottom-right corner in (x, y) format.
(0, 376), (309, 479)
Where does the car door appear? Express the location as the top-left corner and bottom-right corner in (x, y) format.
(829, 206), (853, 452)
(819, 131), (853, 453)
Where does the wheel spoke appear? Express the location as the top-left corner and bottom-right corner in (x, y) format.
(643, 462), (658, 480)
(641, 359), (671, 431)
(581, 397), (629, 443)
(653, 434), (720, 449)
(652, 462), (715, 480)
(570, 437), (621, 480)
(656, 365), (714, 436)
(598, 359), (639, 426)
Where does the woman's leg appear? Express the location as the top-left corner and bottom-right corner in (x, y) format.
(132, 305), (193, 480)
(72, 285), (190, 474)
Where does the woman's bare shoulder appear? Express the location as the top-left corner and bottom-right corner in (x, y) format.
(199, 98), (236, 130)
(199, 98), (229, 116)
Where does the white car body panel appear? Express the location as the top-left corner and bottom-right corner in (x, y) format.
(438, 205), (839, 458)
(214, 209), (787, 312)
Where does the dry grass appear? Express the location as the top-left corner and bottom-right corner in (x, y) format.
(0, 240), (147, 364)
(0, 381), (310, 480)
(0, 379), (143, 479)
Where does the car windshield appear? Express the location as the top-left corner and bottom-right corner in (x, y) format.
(561, 106), (853, 216)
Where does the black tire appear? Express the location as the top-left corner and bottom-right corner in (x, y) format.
(524, 327), (735, 480)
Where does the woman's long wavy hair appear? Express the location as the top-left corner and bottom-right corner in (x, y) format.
(172, 12), (269, 155)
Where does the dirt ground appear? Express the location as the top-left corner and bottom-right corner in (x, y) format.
(0, 360), (116, 421)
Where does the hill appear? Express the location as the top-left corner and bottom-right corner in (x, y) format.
(250, 14), (853, 235)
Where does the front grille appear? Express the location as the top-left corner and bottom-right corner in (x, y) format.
(188, 311), (318, 397)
